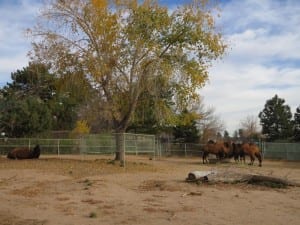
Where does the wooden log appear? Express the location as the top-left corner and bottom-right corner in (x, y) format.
(186, 171), (214, 182)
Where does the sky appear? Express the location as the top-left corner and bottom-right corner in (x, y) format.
(0, 0), (299, 134)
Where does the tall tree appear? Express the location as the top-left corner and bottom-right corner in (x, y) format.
(238, 128), (245, 140)
(0, 63), (55, 137)
(233, 130), (239, 140)
(239, 115), (261, 140)
(3, 62), (55, 101)
(258, 94), (293, 141)
(0, 62), (86, 137)
(172, 109), (200, 143)
(223, 130), (230, 140)
(197, 105), (225, 143)
(294, 106), (300, 141)
(28, 0), (226, 161)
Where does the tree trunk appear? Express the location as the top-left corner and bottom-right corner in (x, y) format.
(113, 87), (140, 164)
(113, 98), (139, 164)
(114, 132), (125, 166)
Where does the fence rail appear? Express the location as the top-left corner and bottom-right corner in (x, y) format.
(0, 133), (156, 157)
(156, 142), (204, 157)
(263, 142), (300, 161)
(1, 136), (299, 161)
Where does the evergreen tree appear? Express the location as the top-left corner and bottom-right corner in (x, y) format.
(0, 63), (82, 137)
(258, 95), (293, 141)
(173, 109), (200, 143)
(173, 121), (199, 143)
(223, 130), (230, 140)
(233, 130), (239, 140)
(0, 63), (54, 137)
(294, 106), (300, 141)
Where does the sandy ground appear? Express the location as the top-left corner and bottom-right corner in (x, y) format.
(0, 155), (299, 225)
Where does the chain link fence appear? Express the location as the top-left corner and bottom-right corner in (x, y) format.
(0, 133), (156, 157)
(1, 135), (299, 161)
(263, 142), (300, 161)
(156, 142), (204, 157)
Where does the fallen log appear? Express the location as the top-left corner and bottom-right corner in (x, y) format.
(246, 175), (290, 188)
(186, 171), (300, 188)
(186, 171), (215, 182)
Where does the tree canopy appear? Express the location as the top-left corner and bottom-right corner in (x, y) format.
(294, 106), (300, 141)
(28, 0), (226, 160)
(28, 0), (226, 130)
(0, 62), (87, 137)
(0, 63), (54, 137)
(258, 94), (293, 141)
(238, 115), (261, 140)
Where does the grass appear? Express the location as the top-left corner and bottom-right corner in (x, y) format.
(89, 212), (97, 218)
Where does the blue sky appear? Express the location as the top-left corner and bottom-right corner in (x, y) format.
(0, 0), (299, 134)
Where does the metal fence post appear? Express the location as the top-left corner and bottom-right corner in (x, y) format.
(121, 133), (126, 167)
(135, 134), (138, 156)
(57, 139), (60, 156)
(152, 136), (155, 159)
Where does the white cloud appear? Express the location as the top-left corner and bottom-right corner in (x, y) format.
(202, 63), (300, 133)
(0, 0), (299, 136)
(0, 0), (41, 83)
(229, 29), (300, 62)
(201, 0), (300, 134)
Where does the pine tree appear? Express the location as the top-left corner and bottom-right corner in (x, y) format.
(258, 95), (293, 141)
(294, 106), (300, 141)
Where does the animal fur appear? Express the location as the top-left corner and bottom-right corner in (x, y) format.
(7, 145), (40, 160)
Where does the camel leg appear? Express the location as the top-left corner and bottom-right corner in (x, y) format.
(202, 152), (207, 164)
(255, 152), (262, 167)
(242, 156), (246, 164)
(234, 155), (239, 163)
(248, 154), (255, 165)
(206, 153), (209, 164)
(204, 152), (210, 164)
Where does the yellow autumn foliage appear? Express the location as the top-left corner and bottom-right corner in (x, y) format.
(70, 120), (91, 138)
(91, 0), (107, 9)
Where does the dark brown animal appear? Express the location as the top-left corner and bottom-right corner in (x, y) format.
(223, 141), (235, 158)
(202, 140), (230, 164)
(236, 143), (262, 167)
(233, 143), (246, 163)
(7, 145), (40, 160)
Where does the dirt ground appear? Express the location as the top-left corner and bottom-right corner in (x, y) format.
(0, 154), (299, 225)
